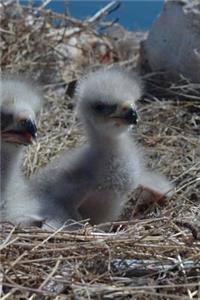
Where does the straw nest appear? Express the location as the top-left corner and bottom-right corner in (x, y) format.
(1, 1), (200, 299)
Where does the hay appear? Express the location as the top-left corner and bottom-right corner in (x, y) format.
(1, 1), (200, 299)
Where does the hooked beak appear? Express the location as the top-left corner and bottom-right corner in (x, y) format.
(110, 103), (138, 125)
(2, 117), (37, 146)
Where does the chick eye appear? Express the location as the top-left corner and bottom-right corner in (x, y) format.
(1, 111), (13, 130)
(92, 102), (107, 113)
(92, 102), (117, 115)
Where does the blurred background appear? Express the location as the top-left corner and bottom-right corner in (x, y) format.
(20, 0), (164, 30)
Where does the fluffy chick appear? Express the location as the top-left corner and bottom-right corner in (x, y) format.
(32, 68), (172, 228)
(0, 76), (42, 225)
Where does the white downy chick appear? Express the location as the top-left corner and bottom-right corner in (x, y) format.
(32, 68), (172, 228)
(0, 76), (43, 225)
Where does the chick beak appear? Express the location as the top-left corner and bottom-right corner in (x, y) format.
(18, 118), (37, 140)
(111, 103), (138, 125)
(2, 117), (37, 146)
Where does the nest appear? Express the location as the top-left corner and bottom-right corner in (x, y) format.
(1, 1), (200, 299)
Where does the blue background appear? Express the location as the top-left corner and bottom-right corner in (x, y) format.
(21, 1), (164, 30)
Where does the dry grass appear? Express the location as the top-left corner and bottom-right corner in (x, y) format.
(0, 1), (200, 299)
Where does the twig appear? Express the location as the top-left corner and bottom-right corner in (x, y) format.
(38, 256), (61, 290)
(87, 1), (120, 23)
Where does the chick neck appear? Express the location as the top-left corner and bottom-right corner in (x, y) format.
(84, 119), (131, 154)
(1, 141), (23, 193)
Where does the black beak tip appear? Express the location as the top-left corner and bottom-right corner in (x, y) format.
(124, 109), (138, 125)
(20, 119), (37, 137)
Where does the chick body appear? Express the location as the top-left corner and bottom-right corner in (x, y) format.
(32, 68), (172, 228)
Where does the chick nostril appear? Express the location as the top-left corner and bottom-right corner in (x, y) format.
(19, 119), (27, 126)
(122, 106), (129, 112)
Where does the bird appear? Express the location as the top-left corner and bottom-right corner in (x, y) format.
(32, 67), (172, 228)
(0, 76), (43, 226)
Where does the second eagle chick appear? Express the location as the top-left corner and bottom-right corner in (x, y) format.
(33, 68), (172, 228)
(0, 76), (43, 225)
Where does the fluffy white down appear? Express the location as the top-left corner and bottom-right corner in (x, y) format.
(31, 68), (173, 228)
(0, 77), (43, 225)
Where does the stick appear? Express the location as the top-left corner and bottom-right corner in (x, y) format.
(88, 1), (120, 23)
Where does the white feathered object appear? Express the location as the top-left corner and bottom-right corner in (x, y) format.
(0, 77), (43, 225)
(32, 68), (172, 228)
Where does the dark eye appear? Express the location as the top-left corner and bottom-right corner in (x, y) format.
(92, 102), (117, 115)
(92, 102), (107, 113)
(1, 111), (13, 130)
